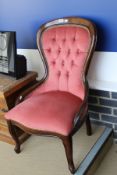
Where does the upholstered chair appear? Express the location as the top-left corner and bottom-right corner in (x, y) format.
(5, 17), (97, 174)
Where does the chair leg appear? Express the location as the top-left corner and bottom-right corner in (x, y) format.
(7, 121), (21, 153)
(86, 114), (92, 136)
(62, 136), (75, 174)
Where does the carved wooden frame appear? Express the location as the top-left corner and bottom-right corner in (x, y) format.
(7, 17), (97, 174)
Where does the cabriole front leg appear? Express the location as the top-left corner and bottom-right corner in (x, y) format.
(7, 120), (21, 153)
(62, 135), (76, 174)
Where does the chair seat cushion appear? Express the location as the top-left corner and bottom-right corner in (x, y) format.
(5, 91), (83, 136)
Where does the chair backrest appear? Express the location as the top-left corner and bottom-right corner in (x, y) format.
(37, 17), (97, 100)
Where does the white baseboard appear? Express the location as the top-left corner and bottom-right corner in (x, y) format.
(17, 49), (117, 92)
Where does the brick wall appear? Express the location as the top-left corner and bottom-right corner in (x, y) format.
(89, 89), (117, 141)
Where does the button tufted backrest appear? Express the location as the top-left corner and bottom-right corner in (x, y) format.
(36, 18), (96, 100)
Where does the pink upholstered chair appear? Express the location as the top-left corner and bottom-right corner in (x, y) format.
(5, 17), (97, 174)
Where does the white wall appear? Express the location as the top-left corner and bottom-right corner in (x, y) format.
(87, 51), (117, 91)
(17, 49), (45, 80)
(18, 49), (117, 92)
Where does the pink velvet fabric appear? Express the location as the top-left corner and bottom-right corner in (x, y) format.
(5, 25), (91, 135)
(35, 26), (91, 100)
(5, 91), (82, 135)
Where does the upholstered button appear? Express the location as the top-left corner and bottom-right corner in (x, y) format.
(61, 60), (65, 67)
(51, 60), (56, 65)
(67, 49), (70, 56)
(52, 38), (56, 42)
(66, 71), (69, 77)
(72, 37), (75, 42)
(71, 60), (74, 66)
(63, 38), (66, 43)
(47, 48), (51, 53)
(57, 48), (61, 54)
(76, 49), (79, 54)
(57, 71), (61, 77)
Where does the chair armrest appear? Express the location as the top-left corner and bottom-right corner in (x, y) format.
(15, 81), (41, 105)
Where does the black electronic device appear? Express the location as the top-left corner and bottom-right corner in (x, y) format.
(15, 54), (27, 79)
(0, 31), (27, 79)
